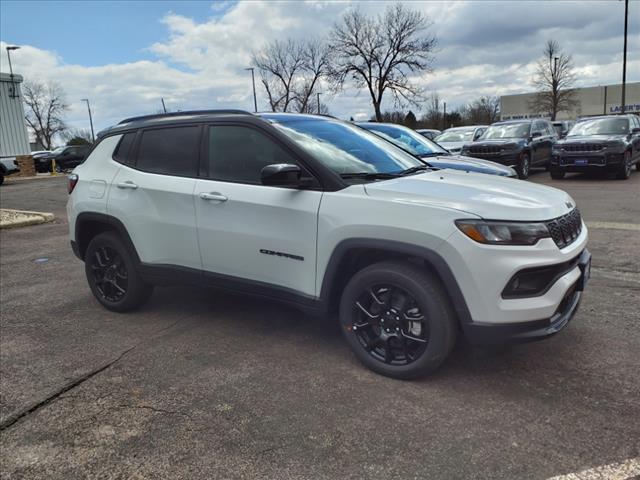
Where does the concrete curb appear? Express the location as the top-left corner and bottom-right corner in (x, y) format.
(0, 209), (55, 229)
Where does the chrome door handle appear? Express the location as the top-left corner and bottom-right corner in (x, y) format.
(116, 181), (138, 189)
(199, 192), (227, 202)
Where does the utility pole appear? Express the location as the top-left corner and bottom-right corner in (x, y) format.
(621, 0), (629, 114)
(81, 99), (95, 143)
(5, 46), (20, 98)
(317, 92), (322, 114)
(161, 98), (167, 113)
(443, 102), (447, 130)
(245, 67), (258, 112)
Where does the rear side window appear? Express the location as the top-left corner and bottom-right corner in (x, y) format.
(113, 132), (136, 164)
(207, 125), (298, 184)
(136, 126), (200, 177)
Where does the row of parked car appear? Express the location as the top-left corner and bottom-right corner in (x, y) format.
(408, 114), (640, 180)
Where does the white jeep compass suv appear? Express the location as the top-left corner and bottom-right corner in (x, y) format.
(67, 111), (590, 379)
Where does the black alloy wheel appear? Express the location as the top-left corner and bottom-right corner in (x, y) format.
(89, 245), (128, 302)
(617, 151), (632, 179)
(350, 284), (429, 365)
(517, 153), (530, 179)
(339, 261), (457, 379)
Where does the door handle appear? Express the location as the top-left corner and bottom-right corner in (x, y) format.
(199, 192), (228, 202)
(116, 181), (138, 189)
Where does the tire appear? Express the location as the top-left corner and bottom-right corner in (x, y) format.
(339, 261), (457, 379)
(616, 151), (632, 180)
(550, 168), (565, 180)
(516, 153), (530, 179)
(0, 174), (4, 186)
(55, 163), (62, 173)
(84, 231), (153, 312)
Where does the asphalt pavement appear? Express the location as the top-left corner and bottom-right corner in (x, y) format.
(1, 171), (639, 479)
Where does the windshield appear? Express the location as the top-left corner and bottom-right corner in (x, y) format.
(568, 118), (629, 136)
(481, 123), (530, 139)
(434, 129), (474, 143)
(272, 120), (425, 176)
(361, 124), (448, 157)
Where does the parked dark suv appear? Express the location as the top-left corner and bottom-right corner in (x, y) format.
(35, 145), (91, 173)
(550, 114), (640, 180)
(461, 119), (557, 179)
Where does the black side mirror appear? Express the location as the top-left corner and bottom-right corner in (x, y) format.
(261, 164), (302, 187)
(531, 131), (542, 139)
(632, 127), (640, 135)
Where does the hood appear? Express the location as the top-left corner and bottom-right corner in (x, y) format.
(426, 154), (515, 177)
(558, 134), (627, 145)
(363, 169), (575, 221)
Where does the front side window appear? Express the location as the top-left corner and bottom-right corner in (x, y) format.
(568, 118), (630, 136)
(481, 123), (531, 139)
(136, 126), (200, 176)
(272, 119), (424, 176)
(207, 125), (299, 184)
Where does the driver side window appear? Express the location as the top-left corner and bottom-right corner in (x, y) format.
(207, 125), (300, 185)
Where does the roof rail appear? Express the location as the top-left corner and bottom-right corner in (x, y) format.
(118, 109), (253, 125)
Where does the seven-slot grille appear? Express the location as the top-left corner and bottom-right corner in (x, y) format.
(545, 209), (582, 249)
(562, 144), (604, 152)
(469, 145), (502, 155)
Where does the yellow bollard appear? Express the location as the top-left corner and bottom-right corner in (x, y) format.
(51, 158), (57, 176)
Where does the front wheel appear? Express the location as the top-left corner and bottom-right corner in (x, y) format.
(516, 153), (530, 179)
(54, 163), (62, 173)
(85, 232), (153, 312)
(0, 173), (4, 185)
(550, 168), (565, 180)
(339, 261), (457, 379)
(616, 151), (632, 180)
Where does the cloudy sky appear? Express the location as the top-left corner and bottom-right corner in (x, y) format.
(1, 0), (638, 135)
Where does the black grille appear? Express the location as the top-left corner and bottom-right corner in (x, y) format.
(562, 144), (604, 152)
(545, 209), (582, 249)
(469, 145), (501, 155)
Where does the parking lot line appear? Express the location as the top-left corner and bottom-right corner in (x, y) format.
(586, 221), (640, 231)
(546, 457), (640, 480)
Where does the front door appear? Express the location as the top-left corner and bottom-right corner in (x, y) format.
(194, 124), (322, 298)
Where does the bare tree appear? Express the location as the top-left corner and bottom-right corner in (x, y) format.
(61, 128), (93, 145)
(23, 80), (68, 150)
(252, 38), (331, 113)
(330, 4), (437, 121)
(529, 40), (579, 120)
(463, 96), (500, 125)
(418, 92), (442, 128)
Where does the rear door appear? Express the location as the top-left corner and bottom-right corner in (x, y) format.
(108, 125), (202, 270)
(194, 123), (322, 297)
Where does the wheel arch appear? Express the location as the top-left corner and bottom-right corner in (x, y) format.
(75, 212), (140, 263)
(319, 238), (472, 326)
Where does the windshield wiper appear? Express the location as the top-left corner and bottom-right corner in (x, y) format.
(340, 172), (400, 180)
(399, 165), (432, 176)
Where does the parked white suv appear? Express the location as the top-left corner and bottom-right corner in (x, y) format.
(67, 111), (590, 379)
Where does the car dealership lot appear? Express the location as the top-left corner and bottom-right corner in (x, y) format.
(1, 174), (638, 479)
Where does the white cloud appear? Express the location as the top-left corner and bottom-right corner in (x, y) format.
(1, 0), (638, 136)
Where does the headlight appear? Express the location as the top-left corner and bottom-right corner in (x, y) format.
(455, 219), (550, 245)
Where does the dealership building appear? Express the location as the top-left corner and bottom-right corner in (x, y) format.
(500, 82), (640, 121)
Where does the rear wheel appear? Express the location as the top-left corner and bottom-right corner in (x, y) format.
(616, 151), (632, 180)
(516, 153), (530, 179)
(85, 232), (153, 312)
(0, 173), (4, 185)
(339, 261), (457, 379)
(550, 168), (565, 180)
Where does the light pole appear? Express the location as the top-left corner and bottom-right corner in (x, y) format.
(5, 45), (20, 98)
(316, 91), (322, 114)
(81, 99), (95, 143)
(245, 67), (258, 113)
(621, 0), (629, 114)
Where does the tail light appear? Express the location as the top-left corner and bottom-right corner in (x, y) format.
(68, 174), (79, 194)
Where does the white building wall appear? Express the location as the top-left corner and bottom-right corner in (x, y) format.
(500, 82), (640, 121)
(0, 72), (31, 157)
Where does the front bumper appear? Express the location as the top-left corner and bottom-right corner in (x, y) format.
(463, 151), (520, 167)
(552, 151), (625, 171)
(462, 249), (590, 345)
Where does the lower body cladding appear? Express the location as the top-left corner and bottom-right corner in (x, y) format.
(438, 227), (590, 345)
